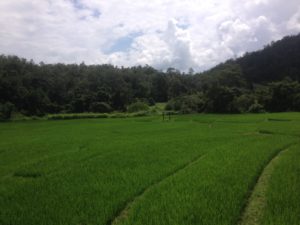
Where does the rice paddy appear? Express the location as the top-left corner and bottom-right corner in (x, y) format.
(0, 113), (299, 225)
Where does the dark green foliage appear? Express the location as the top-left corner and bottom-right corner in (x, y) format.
(233, 94), (256, 113)
(166, 94), (205, 114)
(266, 79), (300, 112)
(198, 62), (248, 89)
(248, 101), (265, 113)
(205, 85), (239, 113)
(127, 101), (149, 113)
(131, 111), (150, 117)
(293, 93), (300, 111)
(148, 98), (156, 106)
(89, 102), (113, 113)
(48, 113), (109, 120)
(0, 34), (300, 118)
(165, 99), (181, 111)
(0, 102), (14, 120)
(238, 34), (300, 83)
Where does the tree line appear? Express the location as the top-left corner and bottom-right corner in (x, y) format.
(1, 33), (300, 119)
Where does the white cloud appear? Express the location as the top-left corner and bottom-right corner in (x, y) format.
(287, 7), (300, 32)
(0, 0), (299, 71)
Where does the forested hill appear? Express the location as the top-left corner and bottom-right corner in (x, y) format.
(201, 33), (300, 83)
(237, 34), (300, 83)
(0, 33), (300, 119)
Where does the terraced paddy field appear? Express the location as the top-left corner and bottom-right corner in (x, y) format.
(0, 113), (300, 225)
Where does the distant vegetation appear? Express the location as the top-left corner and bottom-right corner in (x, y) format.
(1, 34), (300, 119)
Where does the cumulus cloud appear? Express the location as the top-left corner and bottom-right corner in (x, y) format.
(287, 7), (300, 32)
(0, 0), (299, 71)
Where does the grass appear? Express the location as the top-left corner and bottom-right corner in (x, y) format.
(0, 113), (299, 225)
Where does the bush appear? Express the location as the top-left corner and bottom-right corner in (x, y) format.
(131, 111), (149, 117)
(165, 99), (181, 111)
(0, 102), (14, 120)
(165, 94), (206, 114)
(48, 113), (109, 120)
(248, 101), (265, 113)
(89, 102), (113, 113)
(182, 96), (205, 113)
(127, 101), (149, 113)
(148, 98), (156, 106)
(109, 113), (128, 118)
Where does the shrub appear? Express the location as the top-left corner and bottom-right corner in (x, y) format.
(181, 95), (206, 114)
(248, 101), (265, 113)
(166, 94), (206, 114)
(131, 111), (149, 117)
(165, 99), (181, 111)
(48, 113), (109, 120)
(0, 102), (14, 120)
(109, 113), (128, 118)
(148, 98), (156, 106)
(89, 102), (113, 113)
(127, 101), (149, 113)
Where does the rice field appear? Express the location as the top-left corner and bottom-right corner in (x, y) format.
(0, 113), (299, 225)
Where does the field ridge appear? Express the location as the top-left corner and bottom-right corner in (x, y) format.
(108, 152), (208, 225)
(238, 143), (297, 225)
(258, 129), (300, 138)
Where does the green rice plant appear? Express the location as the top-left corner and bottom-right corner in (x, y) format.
(114, 135), (296, 225)
(0, 113), (299, 225)
(260, 144), (300, 225)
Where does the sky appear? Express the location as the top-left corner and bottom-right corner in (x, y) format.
(0, 0), (300, 72)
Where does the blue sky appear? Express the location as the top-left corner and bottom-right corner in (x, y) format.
(0, 0), (300, 72)
(105, 32), (143, 54)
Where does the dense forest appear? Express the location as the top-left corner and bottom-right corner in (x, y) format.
(1, 34), (300, 119)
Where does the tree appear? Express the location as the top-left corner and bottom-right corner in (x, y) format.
(267, 79), (300, 112)
(205, 85), (238, 113)
(89, 102), (112, 113)
(0, 102), (14, 120)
